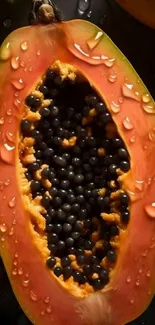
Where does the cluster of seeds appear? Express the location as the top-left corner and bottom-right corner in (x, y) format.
(20, 64), (130, 291)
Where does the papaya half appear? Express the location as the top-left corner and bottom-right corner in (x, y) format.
(0, 1), (155, 325)
(116, 0), (155, 30)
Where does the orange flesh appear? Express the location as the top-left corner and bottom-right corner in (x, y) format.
(0, 19), (155, 325)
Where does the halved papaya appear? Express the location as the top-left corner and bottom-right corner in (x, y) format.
(0, 2), (155, 325)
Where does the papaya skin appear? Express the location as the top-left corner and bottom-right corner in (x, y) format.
(116, 0), (155, 29)
(0, 19), (155, 325)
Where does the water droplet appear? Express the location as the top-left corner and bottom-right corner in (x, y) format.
(8, 197), (16, 208)
(6, 108), (12, 116)
(130, 297), (135, 304)
(11, 56), (19, 70)
(139, 269), (143, 274)
(143, 145), (148, 150)
(4, 179), (10, 186)
(123, 117), (134, 130)
(1, 236), (5, 242)
(22, 278), (30, 287)
(44, 297), (50, 304)
(14, 99), (21, 108)
(12, 268), (17, 276)
(3, 18), (12, 28)
(118, 97), (124, 104)
(122, 83), (140, 101)
(11, 79), (25, 90)
(148, 290), (152, 296)
(41, 310), (45, 316)
(0, 223), (7, 233)
(28, 66), (33, 72)
(21, 41), (28, 51)
(142, 94), (151, 104)
(146, 271), (151, 277)
(87, 31), (104, 50)
(77, 0), (90, 13)
(110, 101), (121, 114)
(108, 73), (117, 83)
(3, 196), (6, 200)
(9, 227), (14, 236)
(30, 291), (38, 302)
(8, 118), (13, 124)
(135, 180), (144, 191)
(13, 259), (17, 266)
(104, 58), (115, 68)
(74, 43), (89, 57)
(14, 239), (18, 244)
(18, 267), (23, 275)
(87, 10), (92, 18)
(46, 306), (52, 314)
(143, 103), (155, 114)
(12, 219), (16, 225)
(130, 135), (136, 143)
(126, 276), (131, 283)
(20, 61), (25, 67)
(14, 252), (18, 258)
(145, 202), (155, 218)
(37, 50), (41, 56)
(136, 279), (140, 287)
(0, 42), (11, 61)
(0, 117), (4, 125)
(142, 250), (148, 257)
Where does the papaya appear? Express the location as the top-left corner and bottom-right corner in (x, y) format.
(116, 0), (155, 29)
(0, 1), (155, 325)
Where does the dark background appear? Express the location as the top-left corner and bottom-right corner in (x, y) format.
(0, 0), (155, 324)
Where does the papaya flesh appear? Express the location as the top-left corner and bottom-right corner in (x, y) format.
(116, 0), (155, 29)
(0, 14), (155, 325)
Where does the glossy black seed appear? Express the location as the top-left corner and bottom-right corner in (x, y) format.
(28, 162), (40, 172)
(56, 127), (65, 137)
(58, 168), (67, 179)
(108, 164), (117, 175)
(118, 148), (128, 159)
(107, 250), (117, 263)
(50, 88), (59, 97)
(92, 264), (102, 273)
(83, 264), (92, 275)
(75, 186), (84, 195)
(67, 170), (75, 181)
(66, 237), (74, 247)
(91, 255), (99, 264)
(120, 193), (129, 205)
(76, 248), (84, 255)
(100, 269), (109, 283)
(39, 84), (48, 95)
(60, 180), (70, 190)
(74, 220), (82, 231)
(49, 187), (58, 197)
(54, 223), (62, 234)
(48, 244), (57, 254)
(84, 189), (91, 199)
(79, 208), (87, 220)
(90, 156), (98, 166)
(74, 174), (84, 184)
(89, 147), (98, 156)
(76, 195), (85, 205)
(80, 274), (88, 284)
(62, 120), (71, 129)
(47, 224), (55, 234)
(56, 209), (66, 221)
(61, 256), (71, 267)
(43, 148), (54, 158)
(44, 214), (51, 224)
(63, 223), (72, 233)
(50, 105), (59, 117)
(52, 178), (59, 187)
(87, 136), (96, 147)
(30, 180), (41, 192)
(41, 167), (50, 179)
(57, 240), (65, 251)
(73, 270), (81, 282)
(85, 203), (91, 212)
(71, 232), (80, 240)
(58, 189), (67, 200)
(85, 173), (93, 182)
(41, 195), (50, 209)
(40, 107), (50, 117)
(25, 172), (32, 181)
(96, 102), (106, 114)
(97, 196), (110, 208)
(21, 119), (31, 132)
(77, 255), (85, 265)
(46, 69), (55, 81)
(93, 278), (104, 290)
(67, 215), (76, 225)
(63, 266), (72, 279)
(53, 155), (67, 168)
(71, 203), (80, 213)
(84, 240), (93, 250)
(112, 138), (123, 148)
(46, 257), (56, 269)
(39, 119), (50, 130)
(86, 95), (98, 106)
(87, 183), (95, 191)
(54, 75), (63, 86)
(72, 146), (81, 156)
(104, 155), (113, 166)
(35, 150), (42, 158)
(66, 194), (75, 205)
(51, 118), (60, 129)
(54, 267), (62, 277)
(76, 126), (86, 137)
(48, 233), (58, 244)
(110, 225), (119, 236)
(101, 112), (111, 124)
(72, 157), (81, 168)
(84, 219), (92, 229)
(38, 141), (48, 150)
(122, 210), (130, 223)
(52, 197), (62, 208)
(120, 161), (130, 172)
(83, 163), (92, 172)
(25, 95), (41, 109)
(52, 136), (61, 147)
(62, 203), (71, 213)
(48, 207), (56, 218)
(83, 106), (90, 116)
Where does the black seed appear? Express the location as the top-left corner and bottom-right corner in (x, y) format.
(122, 210), (130, 223)
(73, 270), (81, 282)
(30, 180), (41, 192)
(56, 127), (65, 137)
(92, 264), (102, 273)
(48, 244), (57, 254)
(38, 141), (48, 150)
(40, 107), (50, 117)
(120, 161), (130, 172)
(84, 240), (93, 250)
(93, 278), (104, 290)
(74, 174), (84, 184)
(41, 167), (50, 179)
(91, 255), (99, 264)
(46, 257), (56, 269)
(21, 119), (31, 132)
(62, 153), (71, 161)
(62, 203), (71, 213)
(39, 85), (48, 95)
(74, 220), (83, 232)
(53, 155), (67, 168)
(83, 264), (91, 275)
(54, 75), (63, 86)
(85, 203), (91, 212)
(87, 136), (96, 147)
(67, 171), (75, 181)
(52, 178), (59, 187)
(67, 107), (75, 118)
(35, 150), (42, 159)
(79, 139), (86, 149)
(52, 197), (62, 208)
(96, 102), (106, 114)
(39, 119), (50, 130)
(58, 168), (67, 179)
(72, 157), (81, 168)
(54, 267), (62, 277)
(110, 225), (119, 236)
(71, 232), (80, 240)
(79, 208), (87, 220)
(63, 266), (72, 279)
(52, 136), (61, 147)
(44, 214), (51, 225)
(104, 155), (113, 166)
(71, 203), (80, 213)
(118, 148), (128, 159)
(77, 255), (85, 265)
(56, 209), (66, 221)
(28, 162), (40, 172)
(108, 164), (117, 175)
(76, 195), (85, 205)
(67, 215), (76, 225)
(83, 163), (92, 172)
(87, 182), (95, 190)
(41, 195), (50, 209)
(61, 256), (71, 267)
(85, 173), (93, 182)
(83, 106), (91, 116)
(48, 207), (56, 218)
(76, 126), (86, 137)
(72, 146), (81, 156)
(50, 105), (59, 117)
(53, 224), (62, 235)
(57, 240), (65, 251)
(49, 187), (58, 197)
(25, 95), (41, 109)
(97, 196), (110, 209)
(112, 138), (123, 149)
(58, 189), (67, 200)
(46, 69), (55, 81)
(66, 237), (74, 247)
(43, 148), (54, 158)
(75, 186), (84, 195)
(120, 193), (129, 205)
(63, 223), (72, 233)
(60, 180), (70, 190)
(84, 219), (92, 229)
(101, 112), (111, 124)
(86, 95), (98, 106)
(100, 269), (109, 283)
(62, 120), (71, 129)
(50, 88), (59, 97)
(84, 189), (91, 199)
(90, 156), (98, 166)
(25, 172), (32, 181)
(48, 233), (58, 244)
(107, 250), (117, 263)
(80, 274), (88, 284)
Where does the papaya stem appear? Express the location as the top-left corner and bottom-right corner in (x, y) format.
(29, 0), (63, 25)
